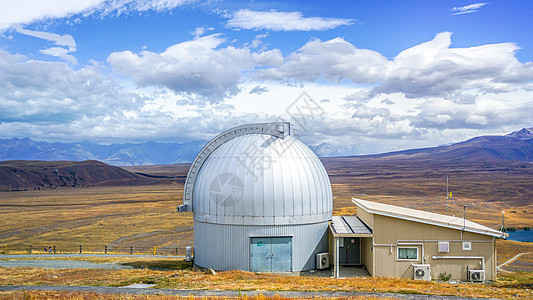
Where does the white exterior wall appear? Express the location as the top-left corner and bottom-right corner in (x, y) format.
(194, 220), (329, 271)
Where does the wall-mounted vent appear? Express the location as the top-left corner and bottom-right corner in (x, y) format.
(462, 241), (472, 251)
(438, 241), (449, 253)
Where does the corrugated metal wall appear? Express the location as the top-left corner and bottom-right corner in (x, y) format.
(194, 221), (329, 271)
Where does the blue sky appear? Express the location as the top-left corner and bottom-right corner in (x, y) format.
(1, 0), (532, 155)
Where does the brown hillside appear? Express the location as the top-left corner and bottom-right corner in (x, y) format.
(0, 160), (164, 191)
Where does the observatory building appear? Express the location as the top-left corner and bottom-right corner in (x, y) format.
(178, 122), (505, 280)
(179, 122), (332, 272)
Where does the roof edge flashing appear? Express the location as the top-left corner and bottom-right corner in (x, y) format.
(352, 198), (505, 238)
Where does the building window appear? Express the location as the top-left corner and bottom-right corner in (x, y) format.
(397, 247), (418, 260)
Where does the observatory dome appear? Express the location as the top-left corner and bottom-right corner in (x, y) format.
(180, 122), (333, 272)
(192, 133), (332, 225)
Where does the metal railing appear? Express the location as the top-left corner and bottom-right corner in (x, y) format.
(1, 244), (187, 256)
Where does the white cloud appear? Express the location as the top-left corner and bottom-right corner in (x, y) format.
(409, 97), (513, 130)
(373, 32), (533, 98)
(0, 0), (195, 31)
(226, 9), (354, 31)
(14, 26), (76, 51)
(14, 26), (77, 63)
(107, 34), (283, 101)
(190, 26), (214, 37)
(0, 0), (104, 31)
(0, 50), (143, 125)
(257, 37), (389, 83)
(1, 27), (533, 156)
(40, 47), (77, 64)
(255, 32), (533, 101)
(451, 3), (487, 15)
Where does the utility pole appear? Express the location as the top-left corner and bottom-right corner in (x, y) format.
(502, 211), (505, 231)
(463, 205), (467, 230)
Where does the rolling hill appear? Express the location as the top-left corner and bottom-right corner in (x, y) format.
(0, 160), (165, 191)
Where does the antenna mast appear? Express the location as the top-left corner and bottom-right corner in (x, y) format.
(446, 176), (450, 215)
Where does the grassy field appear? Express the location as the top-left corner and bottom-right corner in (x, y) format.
(1, 159), (532, 298)
(0, 184), (192, 254)
(1, 159), (532, 254)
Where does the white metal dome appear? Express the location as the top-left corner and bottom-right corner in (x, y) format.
(182, 122), (333, 226)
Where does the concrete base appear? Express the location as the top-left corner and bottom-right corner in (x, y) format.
(338, 265), (370, 278)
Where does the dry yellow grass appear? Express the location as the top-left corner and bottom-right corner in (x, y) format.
(0, 291), (370, 300)
(0, 184), (192, 254)
(497, 239), (533, 263)
(0, 266), (531, 299)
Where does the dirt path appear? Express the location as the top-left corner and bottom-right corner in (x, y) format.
(497, 251), (533, 272)
(0, 285), (502, 299)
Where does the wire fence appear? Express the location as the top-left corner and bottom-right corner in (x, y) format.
(1, 244), (187, 256)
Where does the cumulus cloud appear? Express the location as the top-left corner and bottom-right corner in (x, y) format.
(0, 50), (143, 124)
(226, 9), (354, 31)
(372, 32), (533, 98)
(107, 34), (283, 101)
(255, 32), (533, 101)
(409, 98), (512, 129)
(257, 37), (389, 83)
(451, 3), (487, 15)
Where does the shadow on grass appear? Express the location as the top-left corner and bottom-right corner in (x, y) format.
(121, 259), (193, 270)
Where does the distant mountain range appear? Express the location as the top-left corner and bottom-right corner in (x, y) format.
(346, 127), (533, 163)
(0, 138), (204, 166)
(0, 128), (532, 166)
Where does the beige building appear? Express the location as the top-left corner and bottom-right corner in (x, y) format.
(328, 198), (506, 281)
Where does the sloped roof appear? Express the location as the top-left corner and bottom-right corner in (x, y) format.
(352, 198), (506, 238)
(330, 216), (372, 236)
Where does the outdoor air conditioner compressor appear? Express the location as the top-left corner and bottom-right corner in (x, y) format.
(316, 252), (329, 269)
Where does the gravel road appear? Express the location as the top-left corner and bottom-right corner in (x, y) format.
(0, 259), (132, 269)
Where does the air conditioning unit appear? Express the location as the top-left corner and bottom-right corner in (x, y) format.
(185, 246), (193, 262)
(316, 253), (329, 269)
(469, 270), (485, 282)
(412, 264), (431, 281)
